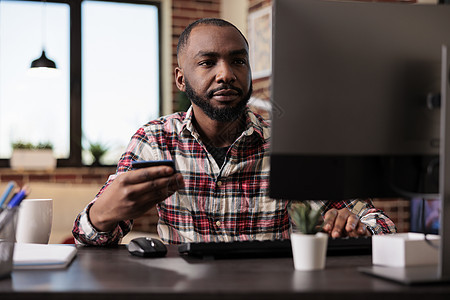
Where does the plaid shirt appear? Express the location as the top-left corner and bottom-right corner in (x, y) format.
(73, 106), (396, 245)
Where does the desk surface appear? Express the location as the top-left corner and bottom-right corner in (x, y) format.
(1, 245), (450, 300)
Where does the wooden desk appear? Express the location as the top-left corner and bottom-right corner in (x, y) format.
(1, 245), (449, 300)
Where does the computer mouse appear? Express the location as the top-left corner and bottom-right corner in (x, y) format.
(127, 237), (167, 258)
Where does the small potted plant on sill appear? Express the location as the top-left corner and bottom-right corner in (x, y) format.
(289, 201), (328, 271)
(10, 141), (56, 171)
(88, 142), (108, 166)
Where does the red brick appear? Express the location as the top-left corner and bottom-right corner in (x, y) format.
(54, 174), (79, 183)
(80, 174), (108, 184)
(0, 175), (25, 187)
(28, 174), (52, 182)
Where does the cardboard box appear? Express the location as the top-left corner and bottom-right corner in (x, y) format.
(372, 233), (440, 267)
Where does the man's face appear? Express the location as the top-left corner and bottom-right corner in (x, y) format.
(176, 25), (252, 122)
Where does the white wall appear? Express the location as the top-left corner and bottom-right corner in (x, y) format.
(221, 0), (249, 37)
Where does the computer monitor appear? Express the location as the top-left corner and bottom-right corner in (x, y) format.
(410, 197), (440, 234)
(269, 0), (450, 284)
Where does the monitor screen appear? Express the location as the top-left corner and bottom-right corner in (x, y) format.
(410, 197), (440, 234)
(269, 0), (450, 201)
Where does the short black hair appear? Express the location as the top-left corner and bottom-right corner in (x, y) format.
(176, 18), (248, 59)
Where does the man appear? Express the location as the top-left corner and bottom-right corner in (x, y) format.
(73, 18), (396, 245)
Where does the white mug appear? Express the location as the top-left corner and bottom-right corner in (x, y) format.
(15, 199), (53, 244)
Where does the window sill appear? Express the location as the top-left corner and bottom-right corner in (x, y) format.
(0, 167), (116, 185)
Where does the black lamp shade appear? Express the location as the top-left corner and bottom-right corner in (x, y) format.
(30, 50), (57, 69)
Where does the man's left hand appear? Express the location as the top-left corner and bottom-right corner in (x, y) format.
(322, 208), (371, 238)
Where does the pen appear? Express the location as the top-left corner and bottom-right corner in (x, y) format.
(7, 189), (27, 209)
(0, 186), (30, 232)
(0, 181), (18, 210)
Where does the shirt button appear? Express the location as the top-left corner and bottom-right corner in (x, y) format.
(216, 221), (221, 227)
(217, 180), (222, 187)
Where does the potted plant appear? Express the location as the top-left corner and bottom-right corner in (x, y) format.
(88, 142), (108, 166)
(289, 202), (328, 271)
(10, 141), (56, 170)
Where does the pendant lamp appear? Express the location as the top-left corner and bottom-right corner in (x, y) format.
(30, 50), (57, 69)
(29, 0), (57, 73)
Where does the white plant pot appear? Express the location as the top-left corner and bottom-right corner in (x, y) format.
(10, 149), (56, 171)
(291, 232), (328, 271)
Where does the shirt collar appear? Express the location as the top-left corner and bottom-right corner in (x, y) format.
(178, 106), (195, 137)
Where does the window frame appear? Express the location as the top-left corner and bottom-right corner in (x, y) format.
(0, 0), (162, 168)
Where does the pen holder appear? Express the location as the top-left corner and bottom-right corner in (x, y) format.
(0, 207), (18, 279)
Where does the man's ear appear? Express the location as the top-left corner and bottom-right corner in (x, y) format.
(175, 67), (186, 92)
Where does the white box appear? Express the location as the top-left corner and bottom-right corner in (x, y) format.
(372, 233), (440, 267)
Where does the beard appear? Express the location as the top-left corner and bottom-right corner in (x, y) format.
(185, 79), (252, 123)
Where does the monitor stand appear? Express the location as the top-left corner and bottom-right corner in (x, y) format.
(359, 45), (450, 285)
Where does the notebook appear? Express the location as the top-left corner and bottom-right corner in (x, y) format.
(13, 243), (77, 269)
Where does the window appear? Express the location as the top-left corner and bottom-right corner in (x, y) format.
(82, 1), (160, 165)
(0, 0), (70, 159)
(0, 0), (161, 167)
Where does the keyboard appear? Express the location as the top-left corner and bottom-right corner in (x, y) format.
(178, 236), (372, 258)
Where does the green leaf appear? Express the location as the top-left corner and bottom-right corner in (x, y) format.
(289, 202), (323, 235)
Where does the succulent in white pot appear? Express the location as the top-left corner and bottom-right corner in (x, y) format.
(289, 202), (328, 271)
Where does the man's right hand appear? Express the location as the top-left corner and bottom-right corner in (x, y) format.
(89, 166), (184, 232)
